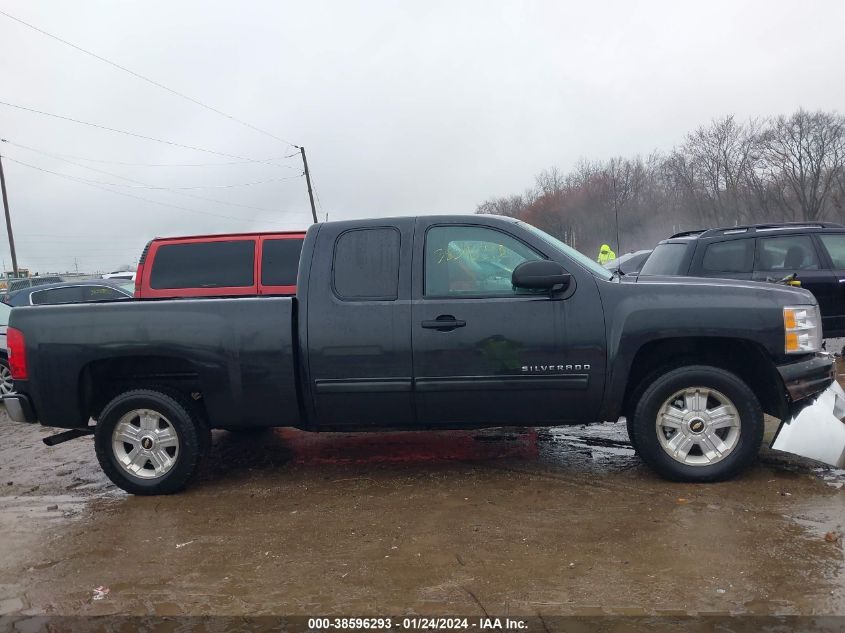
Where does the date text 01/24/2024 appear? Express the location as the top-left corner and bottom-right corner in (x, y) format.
(307, 618), (529, 630)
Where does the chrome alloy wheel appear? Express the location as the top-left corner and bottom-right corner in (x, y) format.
(111, 409), (180, 479)
(0, 363), (14, 396)
(655, 387), (741, 466)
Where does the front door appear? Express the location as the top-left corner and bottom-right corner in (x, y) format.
(411, 221), (604, 427)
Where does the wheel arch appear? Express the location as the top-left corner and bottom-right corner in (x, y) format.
(620, 337), (788, 422)
(79, 355), (207, 423)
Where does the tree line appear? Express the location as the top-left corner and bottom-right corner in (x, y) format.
(475, 109), (845, 259)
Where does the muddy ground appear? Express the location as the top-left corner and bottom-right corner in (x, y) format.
(0, 405), (842, 621)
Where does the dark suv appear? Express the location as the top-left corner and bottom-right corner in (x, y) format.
(639, 222), (845, 337)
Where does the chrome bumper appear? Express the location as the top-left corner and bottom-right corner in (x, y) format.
(2, 394), (37, 424)
(772, 380), (845, 468)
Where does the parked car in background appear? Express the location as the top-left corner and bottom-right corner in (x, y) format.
(102, 270), (136, 281)
(603, 249), (652, 275)
(639, 222), (845, 337)
(1, 275), (64, 301)
(134, 231), (305, 299)
(4, 280), (133, 307)
(0, 301), (12, 396)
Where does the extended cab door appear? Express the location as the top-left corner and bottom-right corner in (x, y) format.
(305, 220), (415, 428)
(410, 218), (606, 427)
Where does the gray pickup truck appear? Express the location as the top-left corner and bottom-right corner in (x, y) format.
(5, 215), (845, 494)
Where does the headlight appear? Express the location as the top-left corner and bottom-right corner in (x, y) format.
(784, 305), (821, 354)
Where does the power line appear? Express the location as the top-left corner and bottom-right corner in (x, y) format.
(1, 139), (295, 214)
(24, 151), (300, 168)
(2, 156), (292, 225)
(0, 9), (298, 148)
(80, 174), (304, 191)
(2, 160), (302, 189)
(4, 142), (304, 188)
(0, 100), (283, 163)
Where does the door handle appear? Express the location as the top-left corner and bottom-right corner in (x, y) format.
(421, 316), (466, 331)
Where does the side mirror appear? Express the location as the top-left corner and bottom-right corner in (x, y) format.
(512, 260), (571, 291)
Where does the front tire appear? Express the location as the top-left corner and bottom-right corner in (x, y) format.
(94, 389), (209, 495)
(630, 365), (763, 482)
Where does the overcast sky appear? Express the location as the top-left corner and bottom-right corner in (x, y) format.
(0, 0), (843, 272)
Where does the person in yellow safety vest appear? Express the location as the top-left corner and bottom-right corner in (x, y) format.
(597, 244), (616, 264)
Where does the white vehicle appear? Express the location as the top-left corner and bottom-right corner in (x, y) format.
(101, 270), (136, 281)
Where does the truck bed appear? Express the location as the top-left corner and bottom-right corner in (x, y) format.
(9, 297), (300, 429)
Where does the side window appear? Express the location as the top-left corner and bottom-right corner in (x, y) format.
(756, 235), (819, 271)
(332, 228), (400, 300)
(425, 225), (543, 297)
(701, 240), (754, 274)
(818, 234), (845, 269)
(261, 238), (303, 287)
(82, 286), (127, 302)
(150, 240), (255, 289)
(30, 286), (85, 305)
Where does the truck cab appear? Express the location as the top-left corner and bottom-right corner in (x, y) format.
(300, 216), (608, 429)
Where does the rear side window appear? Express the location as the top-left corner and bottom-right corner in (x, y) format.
(702, 239), (754, 273)
(818, 234), (845, 268)
(82, 286), (127, 301)
(30, 286), (85, 305)
(150, 241), (255, 289)
(261, 238), (303, 287)
(756, 235), (819, 271)
(639, 243), (688, 276)
(332, 228), (400, 300)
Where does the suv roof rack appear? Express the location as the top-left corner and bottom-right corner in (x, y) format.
(669, 221), (845, 240)
(668, 229), (707, 238)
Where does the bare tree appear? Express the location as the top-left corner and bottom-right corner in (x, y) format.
(473, 108), (845, 258)
(535, 167), (566, 196)
(475, 194), (527, 217)
(761, 109), (845, 221)
(600, 157), (646, 253)
(667, 116), (760, 227)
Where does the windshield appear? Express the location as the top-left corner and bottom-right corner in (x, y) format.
(517, 221), (613, 280)
(639, 243), (688, 276)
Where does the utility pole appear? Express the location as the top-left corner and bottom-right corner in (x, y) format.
(299, 146), (318, 224)
(613, 200), (621, 256)
(0, 154), (18, 276)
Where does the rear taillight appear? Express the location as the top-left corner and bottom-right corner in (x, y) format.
(7, 326), (27, 380)
(134, 263), (143, 298)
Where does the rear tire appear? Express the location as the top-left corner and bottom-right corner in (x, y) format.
(94, 389), (209, 495)
(0, 357), (14, 396)
(631, 365), (763, 482)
